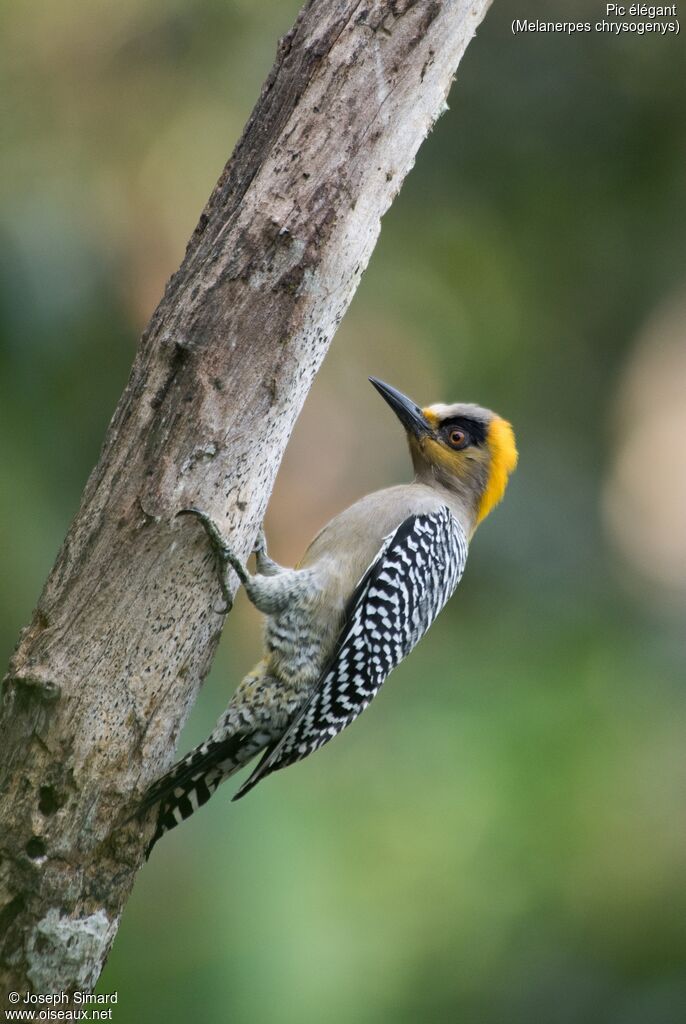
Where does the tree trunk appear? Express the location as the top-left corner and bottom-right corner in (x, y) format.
(0, 0), (492, 1000)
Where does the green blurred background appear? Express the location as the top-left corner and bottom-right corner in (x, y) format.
(2, 0), (686, 1021)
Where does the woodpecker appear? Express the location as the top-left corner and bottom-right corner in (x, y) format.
(138, 378), (517, 853)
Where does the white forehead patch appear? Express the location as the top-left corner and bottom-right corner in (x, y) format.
(424, 402), (495, 422)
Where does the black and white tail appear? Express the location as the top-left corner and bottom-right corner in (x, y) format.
(138, 730), (267, 856)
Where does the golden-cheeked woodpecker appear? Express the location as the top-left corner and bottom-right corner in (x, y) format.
(138, 378), (518, 853)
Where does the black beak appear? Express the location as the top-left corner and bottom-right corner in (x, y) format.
(369, 378), (431, 438)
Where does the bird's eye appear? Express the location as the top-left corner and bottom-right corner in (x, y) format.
(447, 428), (469, 450)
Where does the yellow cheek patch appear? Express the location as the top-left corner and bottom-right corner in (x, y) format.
(477, 417), (518, 524)
(421, 436), (468, 477)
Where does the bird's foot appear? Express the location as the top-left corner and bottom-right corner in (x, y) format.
(252, 524), (281, 576)
(177, 507), (247, 612)
(252, 525), (268, 557)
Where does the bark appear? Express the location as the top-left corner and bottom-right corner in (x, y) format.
(0, 0), (492, 999)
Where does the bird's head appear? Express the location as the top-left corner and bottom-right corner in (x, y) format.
(370, 377), (518, 530)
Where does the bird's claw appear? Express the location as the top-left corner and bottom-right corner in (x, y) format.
(177, 507), (244, 610)
(177, 507), (229, 558)
(252, 524), (282, 576)
(252, 525), (268, 556)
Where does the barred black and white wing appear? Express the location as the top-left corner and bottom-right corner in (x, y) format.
(234, 506), (468, 799)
